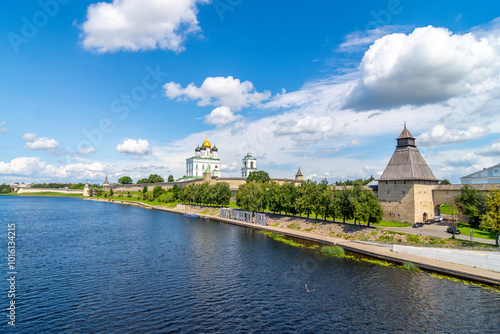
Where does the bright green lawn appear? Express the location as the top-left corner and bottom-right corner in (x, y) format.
(457, 222), (496, 240)
(371, 221), (412, 227)
(440, 204), (458, 215)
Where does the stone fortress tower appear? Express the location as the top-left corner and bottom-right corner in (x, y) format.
(377, 125), (439, 223)
(241, 145), (258, 178)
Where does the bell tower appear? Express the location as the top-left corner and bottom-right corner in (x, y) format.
(241, 144), (258, 178)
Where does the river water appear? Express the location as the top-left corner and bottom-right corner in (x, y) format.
(0, 196), (498, 333)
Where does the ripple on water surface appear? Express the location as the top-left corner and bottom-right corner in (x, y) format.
(0, 196), (499, 333)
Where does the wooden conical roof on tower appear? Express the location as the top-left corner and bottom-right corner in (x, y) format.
(379, 126), (438, 182)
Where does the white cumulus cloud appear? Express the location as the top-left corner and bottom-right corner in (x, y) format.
(164, 76), (271, 110)
(23, 133), (59, 150)
(0, 157), (46, 176)
(116, 139), (152, 156)
(0, 157), (106, 181)
(274, 116), (334, 135)
(204, 106), (243, 126)
(476, 141), (500, 157)
(81, 0), (209, 53)
(273, 115), (337, 146)
(418, 125), (489, 147)
(344, 26), (500, 110)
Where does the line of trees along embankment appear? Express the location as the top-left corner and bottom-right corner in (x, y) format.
(178, 178), (383, 227)
(178, 182), (233, 207)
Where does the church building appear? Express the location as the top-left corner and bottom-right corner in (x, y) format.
(186, 138), (221, 178)
(241, 145), (258, 178)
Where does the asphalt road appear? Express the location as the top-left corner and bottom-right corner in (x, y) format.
(380, 221), (498, 245)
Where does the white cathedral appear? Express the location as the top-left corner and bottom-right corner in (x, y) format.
(185, 139), (258, 179)
(186, 138), (221, 178)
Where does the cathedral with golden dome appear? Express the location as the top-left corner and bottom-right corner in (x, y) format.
(185, 138), (221, 178)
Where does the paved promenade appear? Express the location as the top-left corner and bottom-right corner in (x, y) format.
(88, 199), (500, 286)
(380, 221), (498, 245)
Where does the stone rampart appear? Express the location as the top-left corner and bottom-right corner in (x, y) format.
(17, 188), (83, 195)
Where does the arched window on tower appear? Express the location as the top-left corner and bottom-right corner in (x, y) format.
(251, 161), (254, 169)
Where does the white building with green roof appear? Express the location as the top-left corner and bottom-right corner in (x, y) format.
(241, 145), (257, 178)
(185, 138), (221, 179)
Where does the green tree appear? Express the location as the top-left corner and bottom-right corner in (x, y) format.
(147, 174), (164, 183)
(236, 182), (267, 213)
(318, 178), (329, 191)
(316, 186), (332, 221)
(109, 188), (114, 197)
(267, 182), (283, 214)
(300, 179), (319, 219)
(0, 184), (13, 194)
(168, 175), (175, 182)
(68, 183), (85, 189)
(194, 183), (208, 205)
(354, 186), (383, 226)
(143, 185), (148, 194)
(294, 184), (305, 218)
(172, 184), (180, 200)
(213, 182), (232, 206)
(153, 186), (164, 199)
(118, 176), (133, 184)
(179, 184), (195, 204)
(246, 170), (270, 183)
(335, 176), (374, 186)
(325, 187), (338, 222)
(455, 185), (485, 228)
(351, 184), (365, 225)
(440, 179), (451, 185)
(137, 178), (148, 184)
(281, 181), (298, 216)
(31, 183), (70, 189)
(481, 189), (500, 246)
(338, 187), (355, 223)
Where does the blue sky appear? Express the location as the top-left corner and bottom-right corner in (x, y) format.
(1, 0), (500, 184)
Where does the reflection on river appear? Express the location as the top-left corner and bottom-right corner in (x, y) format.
(1, 196), (498, 333)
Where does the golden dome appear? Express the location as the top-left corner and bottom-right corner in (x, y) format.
(202, 138), (211, 148)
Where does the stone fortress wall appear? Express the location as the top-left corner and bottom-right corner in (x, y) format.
(17, 188), (84, 195)
(100, 128), (500, 224)
(103, 174), (304, 199)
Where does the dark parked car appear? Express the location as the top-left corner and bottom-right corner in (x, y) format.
(447, 226), (461, 235)
(412, 223), (424, 228)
